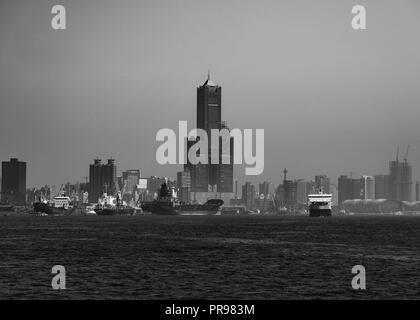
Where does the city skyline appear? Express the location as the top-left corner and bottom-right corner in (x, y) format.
(1, 0), (420, 188)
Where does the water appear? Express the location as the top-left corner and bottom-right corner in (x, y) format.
(0, 214), (419, 299)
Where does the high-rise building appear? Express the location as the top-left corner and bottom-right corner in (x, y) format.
(187, 73), (233, 193)
(363, 175), (375, 200)
(242, 181), (255, 210)
(88, 159), (117, 203)
(296, 180), (315, 206)
(122, 169), (141, 194)
(315, 175), (330, 193)
(259, 181), (270, 197)
(177, 170), (191, 203)
(1, 158), (26, 205)
(275, 169), (297, 211)
(338, 175), (364, 204)
(374, 174), (389, 199)
(415, 182), (419, 202)
(388, 157), (412, 201)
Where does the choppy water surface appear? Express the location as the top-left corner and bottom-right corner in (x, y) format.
(0, 215), (419, 299)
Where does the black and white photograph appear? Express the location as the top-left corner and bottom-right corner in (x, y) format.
(0, 0), (420, 311)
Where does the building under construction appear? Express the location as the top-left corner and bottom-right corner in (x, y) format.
(388, 146), (413, 202)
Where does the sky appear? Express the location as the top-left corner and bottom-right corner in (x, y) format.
(0, 0), (419, 188)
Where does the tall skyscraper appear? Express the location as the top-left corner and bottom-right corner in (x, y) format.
(415, 182), (419, 202)
(1, 158), (26, 205)
(187, 72), (233, 193)
(88, 159), (117, 203)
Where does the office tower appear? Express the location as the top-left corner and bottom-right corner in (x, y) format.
(187, 73), (233, 193)
(242, 181), (255, 210)
(177, 170), (191, 203)
(88, 159), (117, 203)
(363, 175), (375, 200)
(374, 174), (389, 199)
(315, 175), (330, 193)
(416, 182), (419, 202)
(1, 158), (26, 205)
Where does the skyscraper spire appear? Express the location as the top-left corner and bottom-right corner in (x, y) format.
(203, 69), (216, 86)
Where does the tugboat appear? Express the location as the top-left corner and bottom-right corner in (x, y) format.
(144, 182), (224, 215)
(94, 192), (135, 216)
(308, 189), (332, 217)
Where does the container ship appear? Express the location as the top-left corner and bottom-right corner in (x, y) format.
(143, 182), (223, 215)
(308, 190), (332, 217)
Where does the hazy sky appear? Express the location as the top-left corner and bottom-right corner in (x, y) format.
(0, 0), (419, 188)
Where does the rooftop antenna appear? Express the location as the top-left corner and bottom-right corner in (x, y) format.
(283, 168), (288, 182)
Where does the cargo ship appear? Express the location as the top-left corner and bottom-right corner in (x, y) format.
(33, 194), (73, 216)
(308, 190), (332, 217)
(94, 192), (135, 216)
(143, 182), (224, 215)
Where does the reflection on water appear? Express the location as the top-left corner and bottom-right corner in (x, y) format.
(0, 215), (419, 299)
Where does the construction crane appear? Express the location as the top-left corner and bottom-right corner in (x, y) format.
(404, 145), (410, 162)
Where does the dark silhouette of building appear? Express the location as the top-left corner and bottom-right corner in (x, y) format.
(1, 158), (26, 205)
(374, 174), (390, 199)
(338, 175), (363, 205)
(187, 72), (233, 193)
(416, 182), (419, 202)
(88, 159), (117, 203)
(242, 181), (255, 210)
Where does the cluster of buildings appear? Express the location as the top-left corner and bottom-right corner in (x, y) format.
(1, 76), (419, 213)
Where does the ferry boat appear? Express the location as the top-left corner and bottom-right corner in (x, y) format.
(144, 182), (224, 215)
(308, 190), (332, 217)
